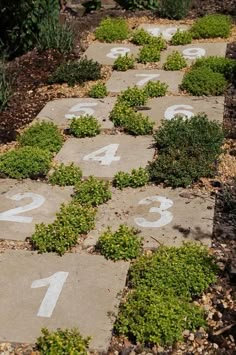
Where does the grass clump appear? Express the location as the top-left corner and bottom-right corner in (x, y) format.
(148, 114), (224, 187)
(49, 163), (82, 186)
(0, 147), (52, 179)
(95, 17), (129, 42)
(97, 224), (142, 261)
(190, 14), (232, 39)
(74, 176), (112, 207)
(70, 115), (101, 138)
(171, 30), (192, 45)
(113, 167), (149, 189)
(117, 86), (148, 107)
(159, 0), (191, 20)
(113, 54), (135, 71)
(163, 51), (187, 70)
(137, 44), (161, 63)
(88, 82), (108, 98)
(144, 80), (168, 97)
(36, 327), (90, 355)
(181, 67), (227, 96)
(191, 56), (236, 80)
(48, 57), (102, 87)
(0, 61), (11, 112)
(18, 121), (63, 153)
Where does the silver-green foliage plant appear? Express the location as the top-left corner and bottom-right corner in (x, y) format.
(159, 0), (191, 20)
(113, 168), (150, 189)
(97, 224), (142, 261)
(49, 163), (82, 186)
(191, 14), (232, 39)
(171, 30), (192, 45)
(144, 80), (168, 97)
(70, 115), (101, 138)
(95, 17), (129, 42)
(113, 54), (135, 71)
(119, 0), (159, 10)
(163, 51), (187, 70)
(88, 82), (108, 98)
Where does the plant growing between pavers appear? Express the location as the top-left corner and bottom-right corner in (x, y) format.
(137, 44), (161, 63)
(49, 163), (82, 186)
(69, 115), (101, 138)
(113, 54), (135, 71)
(95, 17), (129, 42)
(144, 80), (168, 97)
(163, 51), (187, 71)
(191, 56), (236, 80)
(97, 224), (143, 261)
(113, 168), (150, 189)
(117, 86), (148, 107)
(88, 82), (108, 98)
(190, 14), (232, 39)
(131, 29), (167, 50)
(170, 30), (192, 45)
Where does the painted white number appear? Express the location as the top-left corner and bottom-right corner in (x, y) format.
(183, 47), (206, 60)
(135, 195), (173, 228)
(0, 193), (45, 223)
(83, 144), (120, 166)
(65, 102), (97, 119)
(31, 272), (69, 318)
(107, 47), (130, 59)
(162, 27), (178, 40)
(164, 104), (194, 120)
(136, 74), (160, 87)
(147, 27), (161, 36)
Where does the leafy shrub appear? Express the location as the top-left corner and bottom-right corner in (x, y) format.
(118, 86), (148, 107)
(109, 102), (134, 127)
(36, 327), (90, 355)
(113, 54), (135, 71)
(0, 147), (52, 179)
(70, 116), (101, 138)
(97, 224), (142, 260)
(124, 111), (154, 135)
(137, 44), (161, 63)
(163, 51), (187, 70)
(48, 57), (102, 87)
(191, 14), (232, 39)
(74, 176), (112, 206)
(191, 56), (236, 80)
(0, 61), (11, 112)
(181, 67), (227, 96)
(131, 28), (153, 45)
(159, 0), (191, 20)
(144, 80), (168, 97)
(171, 30), (192, 45)
(95, 17), (129, 42)
(18, 121), (63, 153)
(115, 288), (206, 345)
(113, 168), (149, 189)
(88, 82), (108, 98)
(118, 0), (159, 10)
(49, 163), (82, 186)
(37, 17), (74, 53)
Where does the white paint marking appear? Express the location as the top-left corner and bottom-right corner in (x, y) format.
(164, 104), (194, 120)
(136, 73), (160, 86)
(83, 144), (120, 166)
(65, 102), (97, 119)
(107, 47), (130, 59)
(183, 47), (206, 60)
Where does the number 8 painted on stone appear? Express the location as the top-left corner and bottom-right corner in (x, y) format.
(107, 47), (130, 59)
(134, 196), (173, 228)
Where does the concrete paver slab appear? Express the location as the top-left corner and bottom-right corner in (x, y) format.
(0, 251), (129, 351)
(0, 179), (72, 241)
(142, 96), (224, 128)
(106, 69), (184, 94)
(138, 24), (190, 41)
(55, 136), (155, 180)
(84, 43), (140, 65)
(85, 186), (214, 249)
(160, 43), (227, 65)
(36, 97), (116, 130)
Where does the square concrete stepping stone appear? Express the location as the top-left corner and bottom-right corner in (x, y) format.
(55, 135), (154, 180)
(0, 251), (129, 351)
(160, 43), (227, 65)
(0, 179), (72, 241)
(84, 43), (140, 65)
(36, 98), (116, 130)
(106, 69), (184, 94)
(142, 96), (224, 128)
(85, 186), (214, 249)
(138, 24), (190, 41)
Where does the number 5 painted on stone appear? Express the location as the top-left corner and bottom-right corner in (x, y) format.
(31, 272), (69, 318)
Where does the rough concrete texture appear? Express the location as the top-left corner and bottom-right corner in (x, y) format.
(36, 97), (116, 130)
(55, 136), (155, 179)
(83, 43), (140, 65)
(138, 24), (190, 41)
(0, 179), (73, 241)
(160, 42), (227, 65)
(106, 69), (184, 94)
(85, 185), (214, 249)
(142, 96), (224, 128)
(0, 251), (129, 351)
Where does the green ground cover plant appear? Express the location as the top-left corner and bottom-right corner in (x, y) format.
(36, 327), (90, 355)
(144, 80), (168, 97)
(113, 168), (150, 189)
(0, 61), (11, 112)
(163, 51), (187, 70)
(171, 30), (192, 45)
(113, 54), (135, 71)
(117, 86), (148, 107)
(191, 56), (236, 80)
(49, 163), (82, 186)
(109, 102), (134, 127)
(137, 44), (161, 63)
(131, 29), (166, 50)
(0, 147), (52, 179)
(181, 67), (227, 96)
(148, 114), (224, 187)
(70, 115), (101, 138)
(48, 58), (102, 87)
(74, 176), (112, 206)
(88, 82), (108, 98)
(190, 14), (232, 39)
(95, 17), (129, 42)
(159, 0), (191, 20)
(18, 121), (63, 153)
(97, 224), (142, 261)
